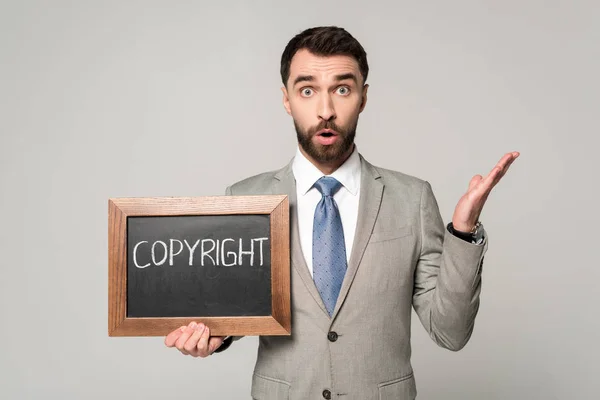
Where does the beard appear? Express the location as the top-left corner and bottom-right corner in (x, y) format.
(294, 118), (358, 164)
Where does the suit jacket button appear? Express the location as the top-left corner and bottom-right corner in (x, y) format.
(322, 389), (332, 399)
(327, 331), (338, 342)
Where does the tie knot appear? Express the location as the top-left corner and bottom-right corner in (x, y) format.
(314, 176), (342, 197)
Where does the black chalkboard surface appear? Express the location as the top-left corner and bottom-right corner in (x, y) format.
(127, 214), (271, 318)
(108, 195), (290, 337)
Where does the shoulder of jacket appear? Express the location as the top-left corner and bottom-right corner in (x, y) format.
(226, 169), (281, 195)
(369, 163), (427, 189)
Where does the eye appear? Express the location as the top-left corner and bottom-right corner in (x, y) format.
(300, 88), (314, 97)
(336, 86), (350, 95)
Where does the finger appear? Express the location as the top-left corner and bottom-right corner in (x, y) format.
(497, 152), (519, 180)
(175, 321), (197, 355)
(499, 151), (520, 172)
(164, 326), (186, 347)
(479, 166), (501, 193)
(208, 336), (226, 354)
(483, 154), (513, 190)
(489, 156), (517, 190)
(489, 152), (515, 177)
(197, 325), (212, 357)
(477, 152), (520, 194)
(498, 152), (515, 168)
(184, 324), (205, 355)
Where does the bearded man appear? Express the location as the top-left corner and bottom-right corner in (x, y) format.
(165, 26), (519, 400)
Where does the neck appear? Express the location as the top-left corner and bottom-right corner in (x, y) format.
(300, 144), (355, 175)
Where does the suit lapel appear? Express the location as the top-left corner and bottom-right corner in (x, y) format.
(331, 156), (384, 320)
(272, 161), (330, 318)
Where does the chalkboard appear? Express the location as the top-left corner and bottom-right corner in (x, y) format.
(108, 195), (290, 337)
(127, 214), (271, 318)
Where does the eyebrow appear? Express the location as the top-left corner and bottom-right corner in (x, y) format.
(292, 73), (358, 87)
(334, 73), (358, 84)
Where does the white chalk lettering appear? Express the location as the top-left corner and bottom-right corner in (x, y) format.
(151, 241), (168, 266)
(216, 239), (220, 265)
(238, 238), (254, 266)
(221, 238), (237, 266)
(133, 236), (269, 268)
(133, 241), (151, 268)
(201, 239), (216, 266)
(254, 237), (269, 266)
(184, 239), (200, 266)
(169, 239), (183, 266)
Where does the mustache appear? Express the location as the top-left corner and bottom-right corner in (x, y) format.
(308, 120), (344, 136)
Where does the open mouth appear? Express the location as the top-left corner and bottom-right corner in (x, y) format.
(314, 129), (340, 145)
(317, 129), (338, 137)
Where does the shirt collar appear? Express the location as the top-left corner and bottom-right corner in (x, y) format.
(292, 144), (361, 196)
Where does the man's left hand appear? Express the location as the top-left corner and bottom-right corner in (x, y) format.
(451, 151), (520, 232)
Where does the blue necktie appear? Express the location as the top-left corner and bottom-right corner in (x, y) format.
(312, 176), (347, 317)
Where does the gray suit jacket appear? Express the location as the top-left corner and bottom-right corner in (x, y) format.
(224, 153), (488, 400)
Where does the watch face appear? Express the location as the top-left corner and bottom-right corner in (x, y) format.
(473, 224), (484, 242)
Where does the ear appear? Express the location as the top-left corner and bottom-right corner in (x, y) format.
(281, 86), (292, 115)
(359, 84), (369, 113)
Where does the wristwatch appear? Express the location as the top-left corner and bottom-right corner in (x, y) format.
(448, 221), (485, 244)
(470, 221), (485, 244)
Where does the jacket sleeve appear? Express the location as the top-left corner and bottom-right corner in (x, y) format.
(412, 181), (488, 351)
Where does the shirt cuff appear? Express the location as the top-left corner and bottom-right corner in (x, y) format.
(212, 336), (233, 354)
(447, 222), (484, 244)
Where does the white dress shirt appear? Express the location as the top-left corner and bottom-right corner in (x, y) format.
(291, 145), (362, 277)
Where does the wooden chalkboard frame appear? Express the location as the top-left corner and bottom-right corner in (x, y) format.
(108, 195), (290, 337)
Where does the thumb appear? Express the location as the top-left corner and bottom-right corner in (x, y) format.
(208, 336), (226, 354)
(468, 175), (483, 191)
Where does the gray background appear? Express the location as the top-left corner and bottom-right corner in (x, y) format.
(1, 1), (598, 399)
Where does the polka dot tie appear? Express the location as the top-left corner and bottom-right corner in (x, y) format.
(312, 176), (347, 317)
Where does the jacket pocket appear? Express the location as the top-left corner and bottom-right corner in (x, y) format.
(369, 225), (413, 243)
(251, 373), (290, 400)
(378, 372), (416, 400)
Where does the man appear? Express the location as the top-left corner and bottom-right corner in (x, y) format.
(165, 26), (519, 399)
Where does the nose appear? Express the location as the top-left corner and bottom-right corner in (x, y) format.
(318, 93), (336, 122)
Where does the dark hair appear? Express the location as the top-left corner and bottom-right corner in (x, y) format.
(280, 26), (369, 87)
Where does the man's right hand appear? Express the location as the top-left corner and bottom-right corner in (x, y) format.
(164, 321), (226, 358)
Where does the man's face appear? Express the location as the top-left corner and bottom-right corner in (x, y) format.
(282, 49), (368, 165)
